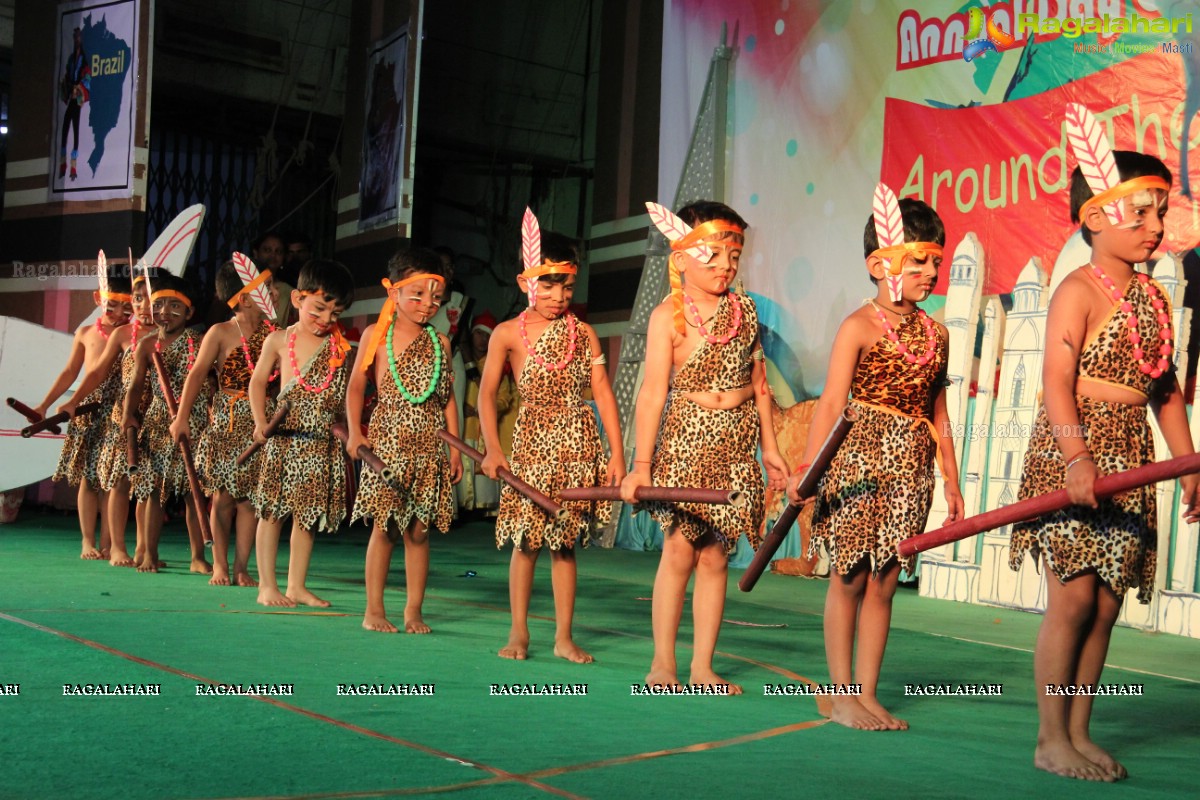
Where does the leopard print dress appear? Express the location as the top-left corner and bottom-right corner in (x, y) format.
(197, 321), (273, 501)
(809, 309), (948, 576)
(352, 324), (455, 538)
(54, 350), (123, 490)
(495, 314), (610, 551)
(132, 329), (210, 502)
(252, 330), (351, 533)
(1011, 271), (1170, 603)
(96, 328), (153, 493)
(646, 292), (765, 555)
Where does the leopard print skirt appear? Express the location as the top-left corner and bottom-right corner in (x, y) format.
(196, 393), (264, 501)
(646, 394), (765, 555)
(808, 400), (937, 576)
(53, 370), (121, 490)
(1010, 399), (1156, 603)
(132, 392), (209, 503)
(495, 401), (610, 551)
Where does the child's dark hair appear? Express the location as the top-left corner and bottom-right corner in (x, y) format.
(297, 259), (355, 307)
(675, 201), (749, 246)
(862, 198), (945, 260)
(536, 232), (581, 285)
(1070, 150), (1171, 245)
(386, 246), (445, 283)
(150, 273), (198, 308)
(104, 273), (132, 297)
(214, 261), (244, 304)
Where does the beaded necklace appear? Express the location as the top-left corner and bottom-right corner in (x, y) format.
(235, 318), (279, 381)
(155, 330), (197, 372)
(518, 310), (577, 371)
(1089, 264), (1173, 378)
(287, 329), (338, 393)
(870, 301), (938, 365)
(683, 291), (742, 345)
(386, 317), (442, 404)
(94, 317), (112, 341)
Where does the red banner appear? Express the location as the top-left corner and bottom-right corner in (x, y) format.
(882, 48), (1200, 296)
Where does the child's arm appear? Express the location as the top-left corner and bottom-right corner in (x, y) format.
(931, 364), (964, 524)
(169, 325), (224, 443)
(57, 327), (125, 415)
(39, 328), (88, 415)
(585, 325), (626, 487)
(439, 332), (464, 484)
(620, 305), (673, 502)
(751, 339), (789, 491)
(249, 331), (283, 444)
(478, 324), (512, 479)
(344, 323), (375, 457)
(785, 315), (866, 503)
(1041, 278), (1097, 508)
(121, 337), (152, 432)
(1151, 379), (1200, 522)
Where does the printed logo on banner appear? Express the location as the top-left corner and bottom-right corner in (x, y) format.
(962, 7), (1016, 62)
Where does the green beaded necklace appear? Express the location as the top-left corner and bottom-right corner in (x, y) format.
(387, 317), (442, 404)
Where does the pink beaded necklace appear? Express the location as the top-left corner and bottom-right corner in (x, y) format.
(871, 301), (938, 365)
(518, 310), (578, 371)
(683, 291), (743, 345)
(155, 331), (197, 371)
(1090, 264), (1173, 378)
(288, 329), (338, 393)
(94, 317), (111, 340)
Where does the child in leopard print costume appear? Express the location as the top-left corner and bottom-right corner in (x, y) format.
(786, 190), (962, 731)
(347, 247), (462, 634)
(623, 200), (788, 694)
(1009, 111), (1199, 782)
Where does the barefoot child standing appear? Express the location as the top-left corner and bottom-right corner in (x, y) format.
(480, 209), (625, 662)
(346, 247), (463, 633)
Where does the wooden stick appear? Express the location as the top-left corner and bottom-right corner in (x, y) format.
(436, 429), (568, 521)
(739, 405), (858, 592)
(20, 401), (103, 437)
(150, 350), (213, 545)
(236, 400), (291, 466)
(330, 421), (401, 492)
(125, 425), (140, 474)
(558, 485), (743, 506)
(898, 451), (1200, 558)
(7, 397), (62, 434)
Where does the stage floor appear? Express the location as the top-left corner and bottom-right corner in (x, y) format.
(2, 510), (1198, 799)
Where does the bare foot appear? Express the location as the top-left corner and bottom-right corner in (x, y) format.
(234, 571), (258, 588)
(190, 558), (213, 575)
(363, 613), (398, 633)
(100, 547), (110, 559)
(1035, 740), (1117, 782)
(137, 560), (159, 573)
(644, 669), (680, 689)
(209, 568), (231, 586)
(286, 588), (330, 608)
(553, 639), (593, 664)
(1072, 737), (1128, 781)
(499, 634), (530, 660)
(827, 697), (887, 731)
(109, 550), (135, 567)
(859, 696), (908, 731)
(81, 547), (103, 560)
(257, 587), (297, 607)
(688, 669), (742, 696)
(404, 612), (431, 634)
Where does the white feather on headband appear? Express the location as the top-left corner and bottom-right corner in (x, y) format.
(231, 252), (278, 319)
(521, 207), (541, 306)
(872, 183), (905, 303)
(97, 250), (109, 296)
(645, 201), (714, 262)
(1065, 102), (1123, 225)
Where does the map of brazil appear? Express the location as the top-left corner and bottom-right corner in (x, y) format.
(81, 13), (130, 176)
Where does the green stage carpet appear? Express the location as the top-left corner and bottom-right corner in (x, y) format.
(2, 511), (1198, 799)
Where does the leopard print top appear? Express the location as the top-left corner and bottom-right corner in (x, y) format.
(671, 292), (758, 392)
(219, 320), (272, 393)
(851, 310), (947, 418)
(1078, 271), (1174, 397)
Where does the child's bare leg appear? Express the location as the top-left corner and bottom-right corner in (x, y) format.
(363, 524), (398, 633)
(688, 536), (739, 693)
(550, 546), (591, 663)
(824, 562), (883, 730)
(97, 488), (111, 556)
(138, 493), (163, 573)
(646, 529), (695, 687)
(855, 561), (906, 730)
(500, 545), (538, 659)
(209, 490), (235, 585)
(285, 522), (329, 607)
(255, 517), (295, 606)
(77, 483), (103, 559)
(1033, 570), (1114, 782)
(232, 500), (258, 587)
(106, 479), (134, 566)
(1068, 582), (1126, 779)
(184, 496), (212, 574)
(402, 521), (431, 633)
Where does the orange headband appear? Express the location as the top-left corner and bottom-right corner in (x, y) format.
(669, 220), (744, 252)
(226, 269), (272, 309)
(520, 259), (577, 282)
(1078, 175), (1170, 223)
(101, 291), (133, 303)
(150, 289), (192, 308)
(868, 242), (944, 276)
(361, 274), (446, 371)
